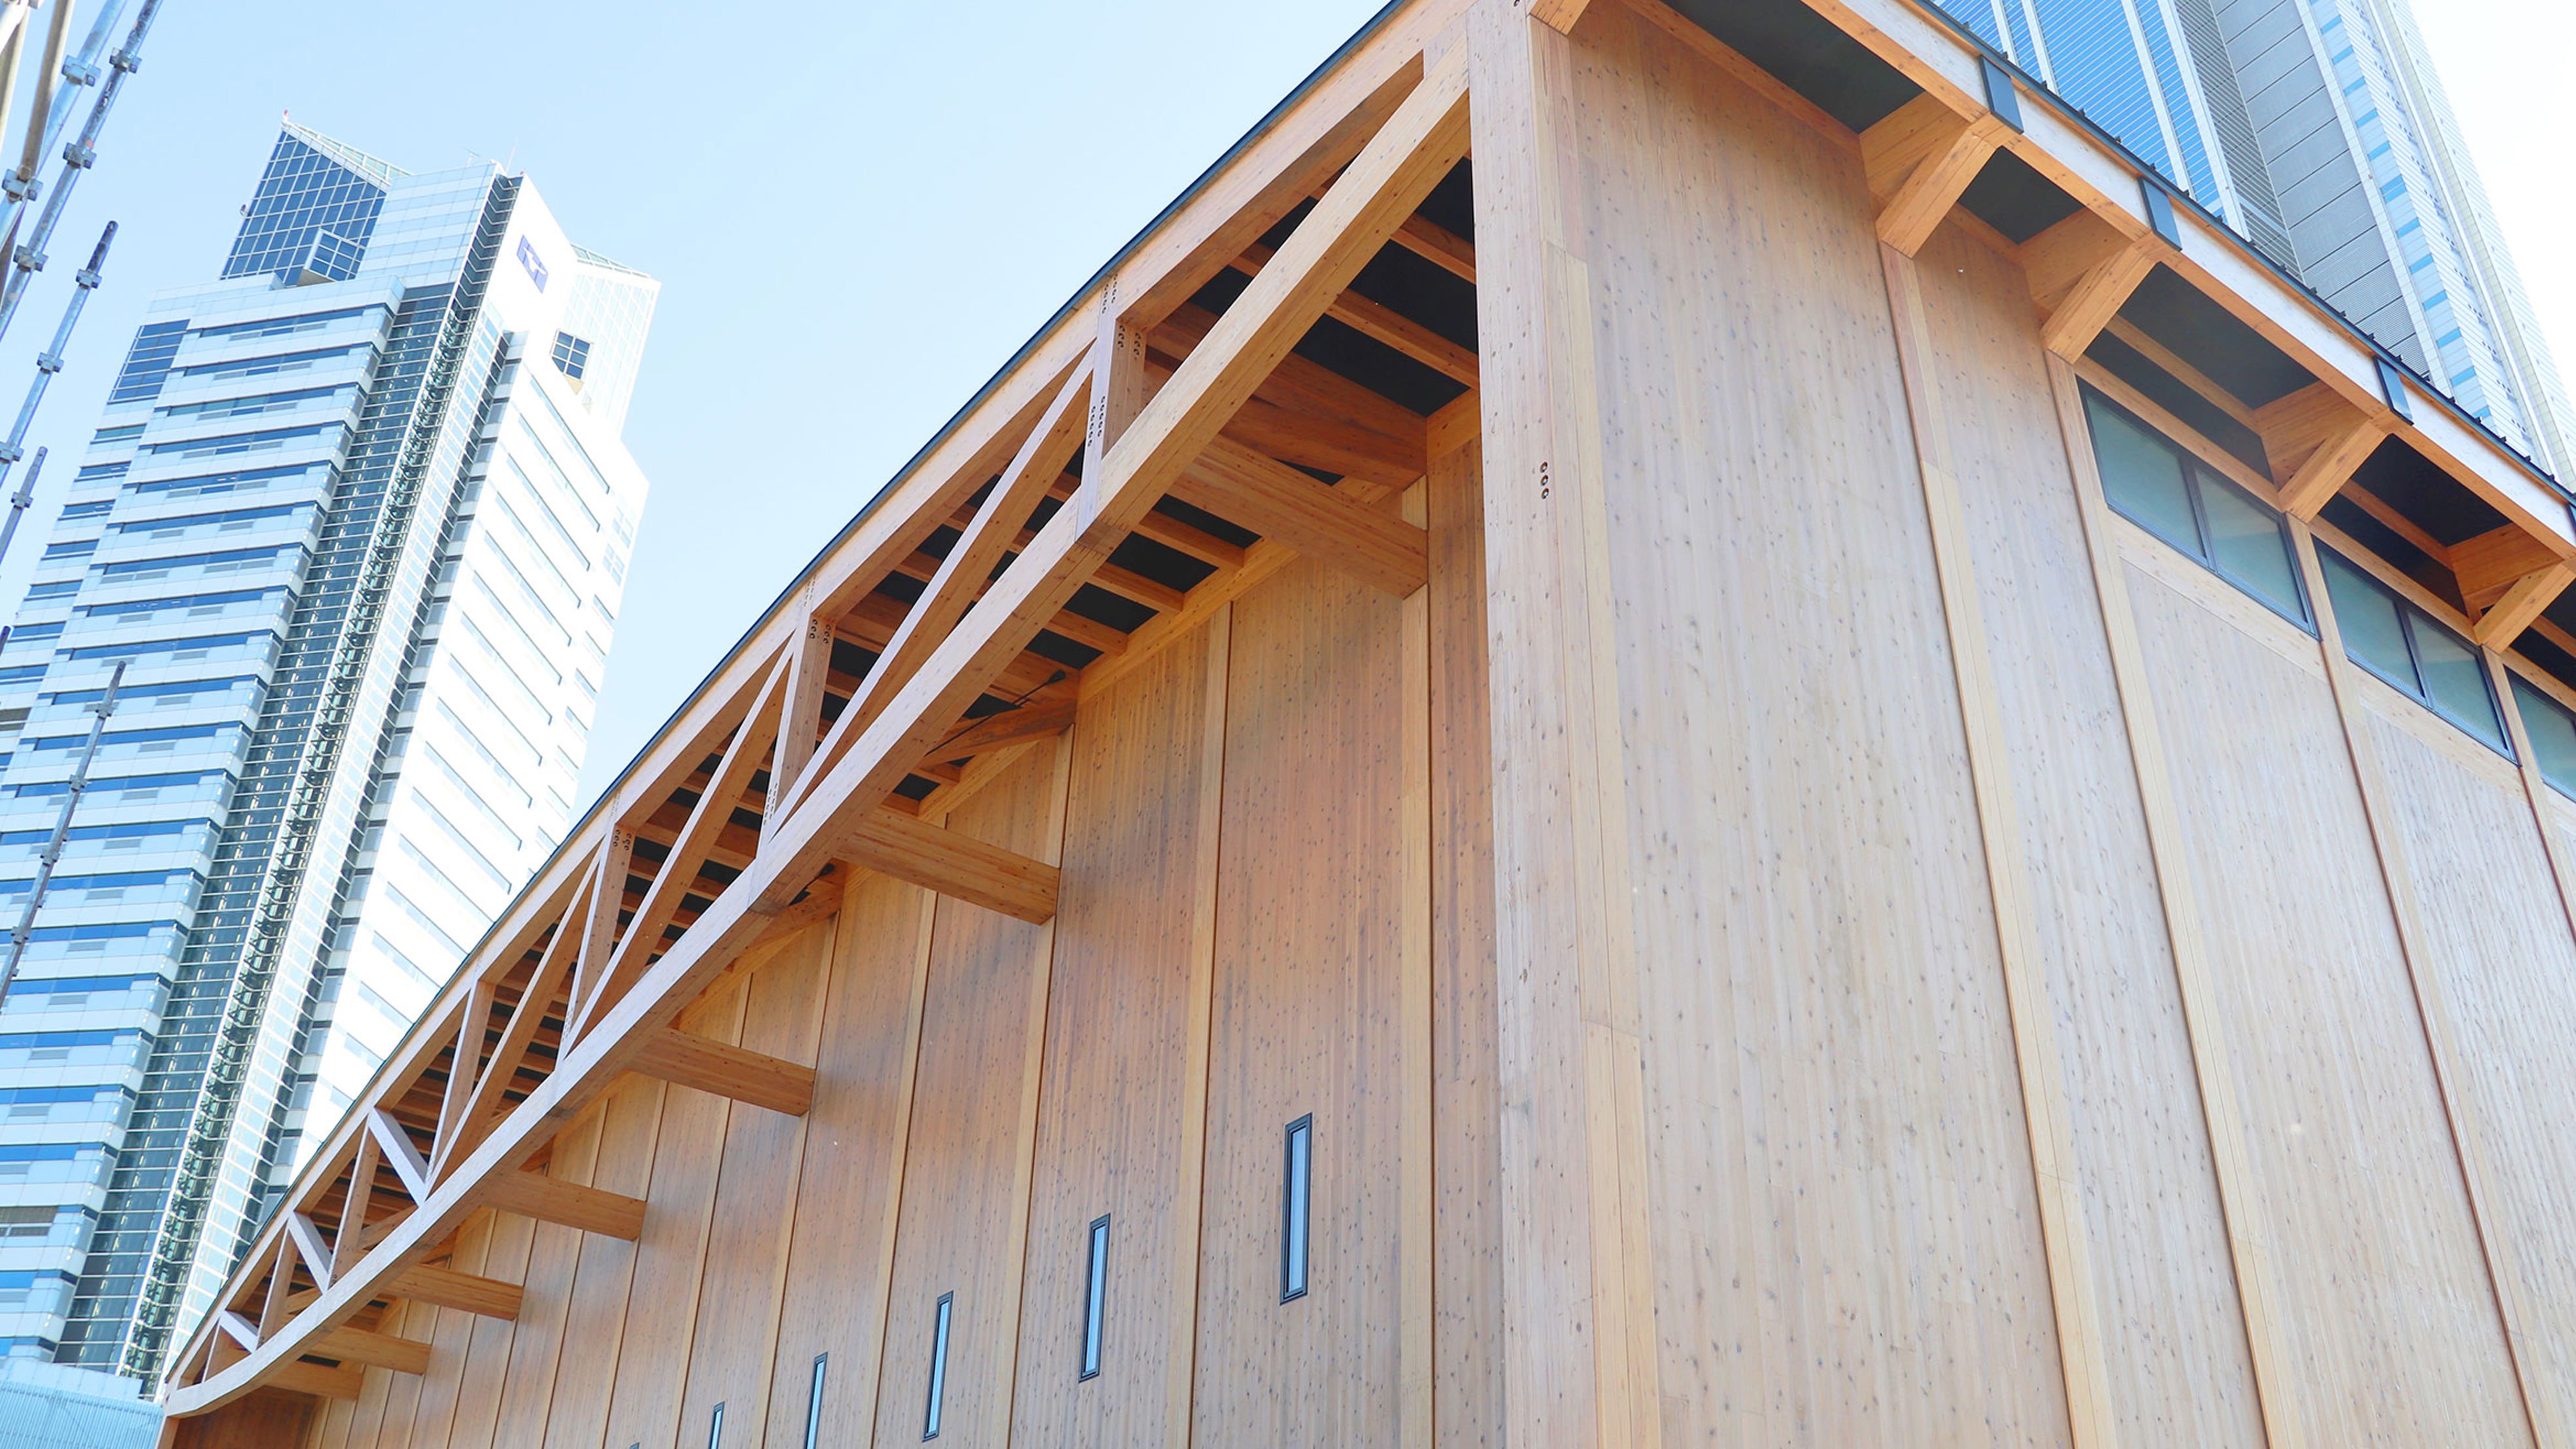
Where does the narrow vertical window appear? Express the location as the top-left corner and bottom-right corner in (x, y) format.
(707, 1402), (725, 1449)
(1081, 1214), (1111, 1380)
(923, 1292), (954, 1440)
(804, 1354), (828, 1449)
(1281, 1114), (1313, 1302)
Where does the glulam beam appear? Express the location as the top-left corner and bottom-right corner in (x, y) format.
(630, 1028), (816, 1117)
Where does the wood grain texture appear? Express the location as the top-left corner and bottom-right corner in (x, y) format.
(597, 983), (745, 1449)
(868, 745), (1067, 1449)
(483, 1105), (603, 1449)
(1886, 237), (2114, 1449)
(537, 1077), (665, 1447)
(760, 873), (934, 1449)
(2124, 547), (2532, 1447)
(1429, 435), (1504, 1449)
(1914, 224), (2263, 1446)
(1006, 615), (1227, 1447)
(673, 923), (835, 1448)
(1461, 8), (1660, 1445)
(1521, 9), (2070, 1444)
(1190, 554), (1414, 1444)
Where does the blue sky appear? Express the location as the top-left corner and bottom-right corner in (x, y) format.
(0, 0), (2562, 809)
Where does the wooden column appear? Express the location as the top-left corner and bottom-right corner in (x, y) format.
(1463, 7), (1659, 1446)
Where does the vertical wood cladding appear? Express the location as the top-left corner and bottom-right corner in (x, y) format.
(1008, 621), (1225, 1448)
(1545, 7), (2070, 1442)
(2127, 558), (2532, 1445)
(1191, 556), (1417, 1444)
(1912, 226), (2265, 1445)
(250, 12), (2576, 1448)
(868, 747), (1066, 1449)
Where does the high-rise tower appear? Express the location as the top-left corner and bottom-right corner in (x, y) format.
(1929, 0), (2574, 477)
(0, 122), (653, 1374)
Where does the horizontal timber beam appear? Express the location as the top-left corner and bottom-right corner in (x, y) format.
(477, 1170), (649, 1240)
(630, 1028), (816, 1117)
(833, 806), (1060, 923)
(310, 1325), (432, 1376)
(387, 1263), (522, 1321)
(269, 1360), (364, 1401)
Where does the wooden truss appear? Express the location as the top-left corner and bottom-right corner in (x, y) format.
(158, 14), (1470, 1414)
(161, 0), (2576, 1422)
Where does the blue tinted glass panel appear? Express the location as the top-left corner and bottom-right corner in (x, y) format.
(107, 321), (186, 407)
(222, 134), (388, 281)
(2029, 0), (2177, 180)
(2088, 394), (2197, 549)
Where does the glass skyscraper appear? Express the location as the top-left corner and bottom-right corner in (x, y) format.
(0, 122), (654, 1378)
(1932, 0), (2574, 478)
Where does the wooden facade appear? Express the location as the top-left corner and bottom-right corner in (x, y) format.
(157, 1), (2576, 1445)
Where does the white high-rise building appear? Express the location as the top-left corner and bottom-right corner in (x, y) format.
(0, 122), (653, 1374)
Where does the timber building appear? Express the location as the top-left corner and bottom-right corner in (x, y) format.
(150, 0), (2576, 1444)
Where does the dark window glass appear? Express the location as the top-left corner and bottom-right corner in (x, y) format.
(2320, 547), (2509, 753)
(1282, 1116), (1313, 1303)
(923, 1293), (953, 1440)
(804, 1355), (827, 1449)
(2513, 677), (2576, 799)
(2085, 388), (2309, 627)
(1081, 1216), (1110, 1380)
(2090, 398), (2197, 549)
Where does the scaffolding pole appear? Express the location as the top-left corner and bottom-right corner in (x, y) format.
(0, 444), (48, 573)
(0, 0), (156, 347)
(0, 656), (124, 1002)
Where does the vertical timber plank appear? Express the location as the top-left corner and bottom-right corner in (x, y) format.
(2049, 353), (2306, 1449)
(598, 983), (746, 1449)
(1004, 613), (1228, 1448)
(1429, 432), (1503, 1449)
(1189, 556), (1412, 1443)
(760, 876), (934, 1449)
(1882, 241), (2108, 1449)
(866, 747), (1068, 1449)
(540, 1077), (669, 1447)
(486, 1105), (605, 1448)
(673, 921), (835, 1448)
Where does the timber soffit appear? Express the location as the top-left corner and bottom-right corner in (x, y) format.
(161, 0), (2570, 1418)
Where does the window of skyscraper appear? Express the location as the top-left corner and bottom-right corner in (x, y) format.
(221, 133), (390, 282)
(552, 331), (592, 381)
(107, 320), (186, 407)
